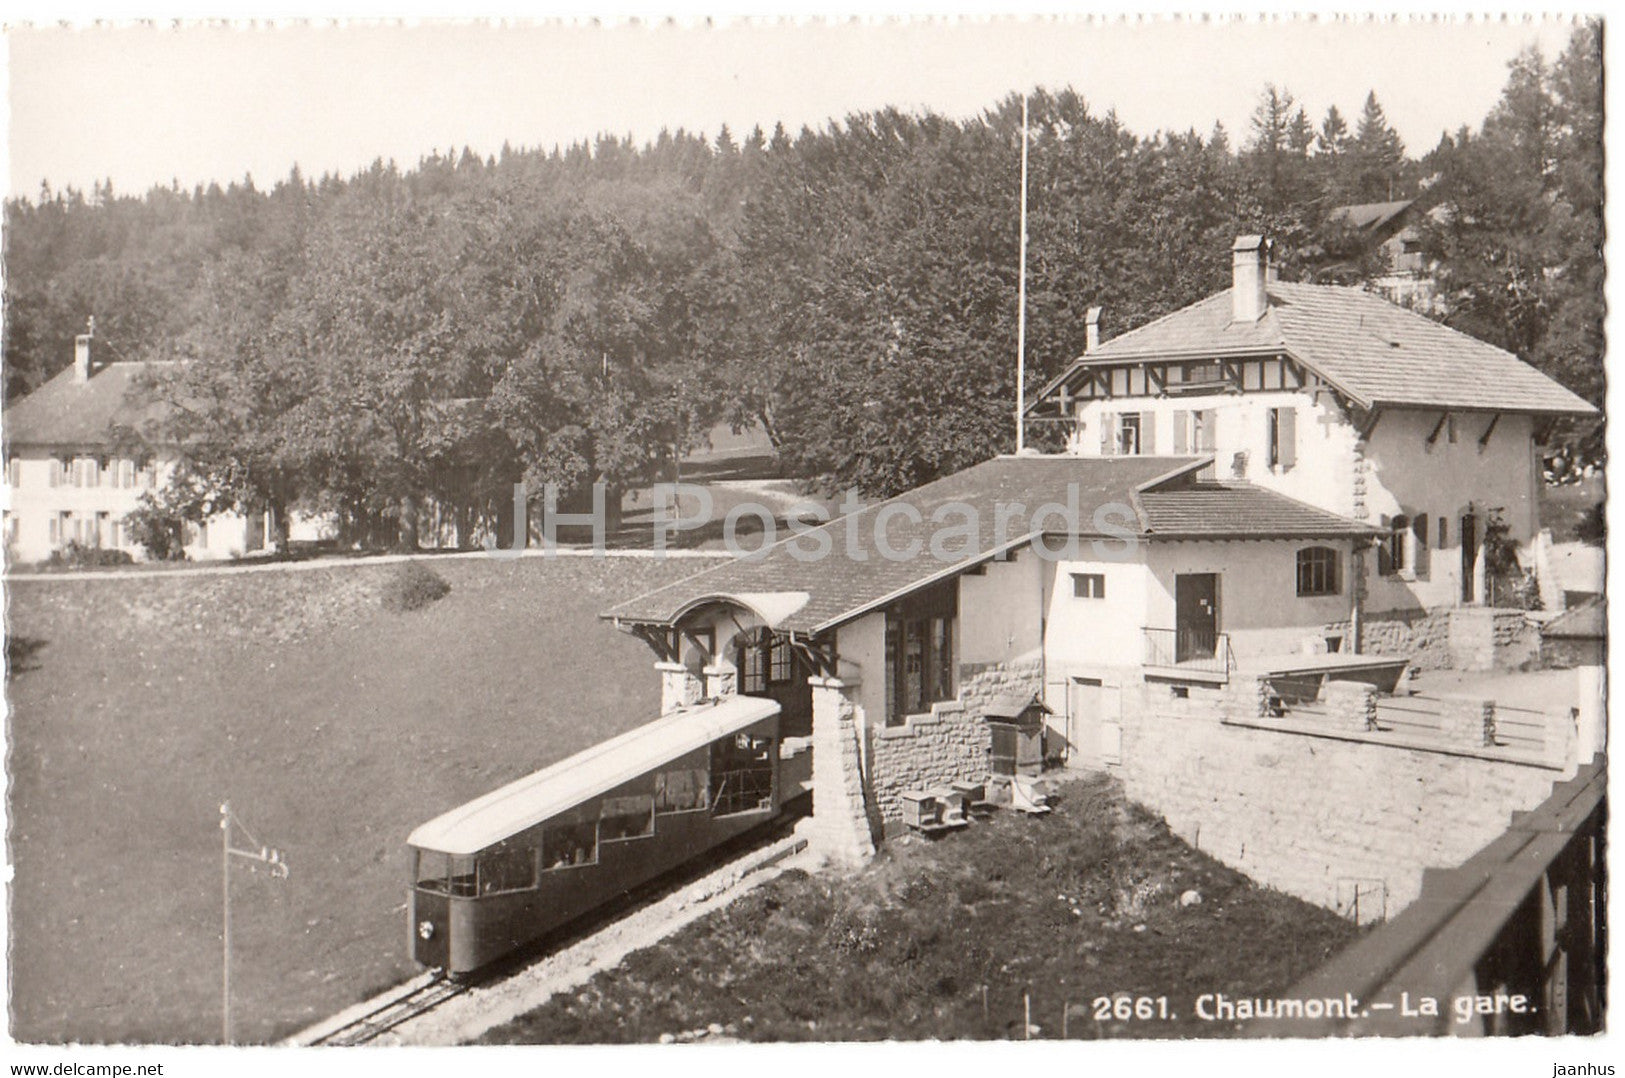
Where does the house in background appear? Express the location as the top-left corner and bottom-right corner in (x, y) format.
(2, 330), (272, 563)
(1324, 198), (1450, 311)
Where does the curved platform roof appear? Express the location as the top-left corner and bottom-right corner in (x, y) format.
(407, 695), (780, 855)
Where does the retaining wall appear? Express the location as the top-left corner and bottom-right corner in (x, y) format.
(1117, 677), (1574, 922)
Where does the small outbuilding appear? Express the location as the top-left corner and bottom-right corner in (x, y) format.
(984, 693), (1052, 777)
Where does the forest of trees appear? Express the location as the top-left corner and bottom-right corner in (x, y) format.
(2, 22), (1602, 550)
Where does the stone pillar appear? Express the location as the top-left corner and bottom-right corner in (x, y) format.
(1576, 664), (1605, 762)
(656, 661), (703, 714)
(1439, 698), (1495, 748)
(807, 675), (876, 867)
(703, 663), (738, 701)
(1324, 680), (1377, 732)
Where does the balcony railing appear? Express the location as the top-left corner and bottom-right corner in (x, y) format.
(1143, 627), (1233, 678)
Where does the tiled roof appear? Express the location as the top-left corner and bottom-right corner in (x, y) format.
(1329, 199), (1414, 232)
(4, 362), (171, 449)
(1138, 481), (1385, 539)
(1542, 597), (1605, 640)
(1037, 281), (1595, 416)
(604, 455), (1377, 633)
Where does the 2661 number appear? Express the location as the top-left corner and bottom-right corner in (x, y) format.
(1093, 995), (1172, 1021)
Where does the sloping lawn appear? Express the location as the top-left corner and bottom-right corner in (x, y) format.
(5, 554), (710, 1044)
(481, 774), (1361, 1043)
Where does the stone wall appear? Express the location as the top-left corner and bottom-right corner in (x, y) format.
(1330, 607), (1538, 672)
(868, 702), (991, 827)
(863, 658), (1042, 828)
(1346, 608), (1452, 668)
(1117, 677), (1573, 923)
(864, 656), (1040, 825)
(957, 658), (1044, 713)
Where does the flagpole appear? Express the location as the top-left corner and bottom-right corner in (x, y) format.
(1016, 92), (1030, 454)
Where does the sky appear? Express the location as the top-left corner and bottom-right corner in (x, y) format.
(2, 13), (1589, 198)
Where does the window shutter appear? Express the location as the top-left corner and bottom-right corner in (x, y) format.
(1140, 412), (1156, 454)
(1100, 414), (1114, 456)
(1198, 410), (1217, 451)
(48, 460), (59, 488)
(1173, 410), (1189, 453)
(1278, 408), (1297, 470)
(1413, 514), (1431, 579)
(1376, 515), (1393, 575)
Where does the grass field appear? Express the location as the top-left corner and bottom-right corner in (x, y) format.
(480, 773), (1362, 1043)
(5, 554), (712, 1044)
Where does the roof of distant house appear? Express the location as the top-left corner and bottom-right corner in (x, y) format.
(604, 454), (1380, 635)
(4, 361), (172, 449)
(1541, 596), (1605, 640)
(1328, 199), (1415, 233)
(1033, 281), (1595, 416)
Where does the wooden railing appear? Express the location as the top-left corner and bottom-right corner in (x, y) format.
(1143, 627), (1232, 677)
(1247, 758), (1605, 1037)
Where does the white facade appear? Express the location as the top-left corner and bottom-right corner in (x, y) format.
(3, 448), (266, 564)
(1041, 539), (1359, 676)
(1065, 385), (1544, 614)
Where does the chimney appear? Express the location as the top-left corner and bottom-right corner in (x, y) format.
(74, 333), (94, 383)
(1231, 235), (1271, 323)
(1085, 306), (1103, 353)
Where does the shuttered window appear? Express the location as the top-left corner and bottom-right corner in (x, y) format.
(1192, 409), (1216, 452)
(1268, 407), (1297, 470)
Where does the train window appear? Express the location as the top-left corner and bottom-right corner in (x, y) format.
(710, 733), (774, 817)
(448, 855), (477, 897)
(542, 807), (599, 871)
(415, 850), (451, 892)
(600, 793), (655, 842)
(477, 845), (538, 895)
(654, 767), (708, 814)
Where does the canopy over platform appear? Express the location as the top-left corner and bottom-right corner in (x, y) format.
(407, 695), (781, 855)
(1240, 651), (1412, 699)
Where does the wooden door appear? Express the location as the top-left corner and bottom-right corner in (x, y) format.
(1175, 573), (1219, 663)
(1460, 512), (1478, 603)
(1068, 678), (1121, 770)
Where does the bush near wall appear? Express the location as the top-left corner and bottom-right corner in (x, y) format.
(41, 541), (136, 571)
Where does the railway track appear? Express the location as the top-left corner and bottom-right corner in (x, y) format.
(306, 975), (471, 1046)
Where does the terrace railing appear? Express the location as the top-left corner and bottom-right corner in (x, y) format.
(1143, 627), (1233, 678)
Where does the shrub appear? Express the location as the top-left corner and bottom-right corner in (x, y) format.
(381, 560), (451, 612)
(124, 497), (189, 562)
(43, 541), (136, 571)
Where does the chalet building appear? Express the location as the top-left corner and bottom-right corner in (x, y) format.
(2, 332), (272, 563)
(606, 234), (1596, 866)
(1325, 198), (1449, 311)
(1029, 235), (1594, 618)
